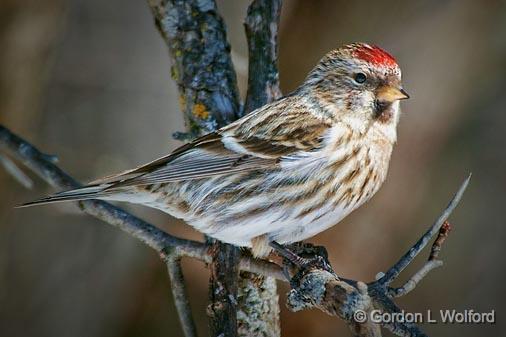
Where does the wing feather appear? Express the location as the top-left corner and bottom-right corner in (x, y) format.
(102, 96), (331, 188)
(23, 92), (334, 207)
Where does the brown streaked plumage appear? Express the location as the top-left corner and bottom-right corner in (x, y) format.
(23, 43), (409, 257)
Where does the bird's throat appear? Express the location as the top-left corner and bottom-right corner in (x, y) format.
(373, 100), (394, 124)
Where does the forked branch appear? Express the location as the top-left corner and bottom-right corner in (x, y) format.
(286, 176), (470, 337)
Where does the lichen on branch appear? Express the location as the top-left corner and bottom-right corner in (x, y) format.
(147, 0), (241, 138)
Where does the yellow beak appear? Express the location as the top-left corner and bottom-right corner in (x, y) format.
(376, 86), (410, 103)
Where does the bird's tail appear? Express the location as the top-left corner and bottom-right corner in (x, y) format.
(17, 184), (114, 208)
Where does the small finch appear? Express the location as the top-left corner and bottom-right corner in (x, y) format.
(24, 43), (409, 258)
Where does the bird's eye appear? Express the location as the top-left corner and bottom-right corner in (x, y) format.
(354, 73), (367, 84)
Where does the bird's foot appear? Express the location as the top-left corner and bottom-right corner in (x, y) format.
(269, 241), (335, 285)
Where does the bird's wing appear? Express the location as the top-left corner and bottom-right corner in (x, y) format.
(20, 96), (334, 207)
(93, 96), (331, 188)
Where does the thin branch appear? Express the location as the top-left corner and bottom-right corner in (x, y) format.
(377, 174), (471, 286)
(0, 124), (285, 280)
(238, 255), (284, 281)
(286, 177), (470, 337)
(166, 253), (198, 337)
(389, 221), (452, 298)
(389, 260), (443, 298)
(0, 153), (33, 189)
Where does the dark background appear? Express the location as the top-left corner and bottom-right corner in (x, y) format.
(1, 1), (504, 336)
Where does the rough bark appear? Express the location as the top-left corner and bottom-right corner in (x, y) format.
(235, 1), (284, 336)
(145, 1), (243, 335)
(146, 0), (241, 139)
(207, 242), (241, 337)
(244, 0), (282, 113)
(237, 272), (280, 337)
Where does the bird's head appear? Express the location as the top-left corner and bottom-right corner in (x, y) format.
(304, 43), (409, 129)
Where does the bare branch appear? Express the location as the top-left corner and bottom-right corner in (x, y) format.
(286, 177), (470, 337)
(0, 152), (33, 189)
(287, 271), (381, 337)
(389, 221), (452, 298)
(370, 295), (427, 337)
(0, 124), (283, 279)
(389, 260), (443, 298)
(166, 253), (198, 337)
(377, 174), (471, 286)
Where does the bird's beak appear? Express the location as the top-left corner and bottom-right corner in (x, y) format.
(376, 85), (410, 103)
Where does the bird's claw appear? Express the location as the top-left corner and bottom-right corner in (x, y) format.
(269, 241), (336, 285)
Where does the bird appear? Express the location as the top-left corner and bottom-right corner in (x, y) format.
(23, 43), (409, 258)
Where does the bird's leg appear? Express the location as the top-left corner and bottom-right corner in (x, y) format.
(269, 241), (335, 283)
(269, 241), (308, 266)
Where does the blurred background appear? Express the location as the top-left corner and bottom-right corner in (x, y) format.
(1, 0), (505, 336)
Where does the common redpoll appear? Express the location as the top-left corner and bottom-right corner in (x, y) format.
(24, 43), (409, 257)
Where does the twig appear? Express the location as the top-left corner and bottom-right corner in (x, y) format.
(389, 260), (443, 298)
(377, 174), (471, 286)
(0, 152), (33, 189)
(0, 124), (284, 279)
(389, 221), (452, 298)
(166, 253), (198, 337)
(429, 221), (452, 261)
(286, 176), (470, 337)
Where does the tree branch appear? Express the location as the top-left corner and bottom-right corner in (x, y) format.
(377, 176), (470, 286)
(207, 242), (240, 337)
(146, 0), (241, 139)
(232, 1), (285, 336)
(0, 152), (33, 189)
(244, 0), (283, 113)
(389, 221), (451, 298)
(166, 253), (198, 337)
(0, 124), (284, 280)
(285, 176), (470, 337)
(145, 1), (243, 335)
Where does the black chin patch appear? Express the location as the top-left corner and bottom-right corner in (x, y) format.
(374, 100), (393, 123)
